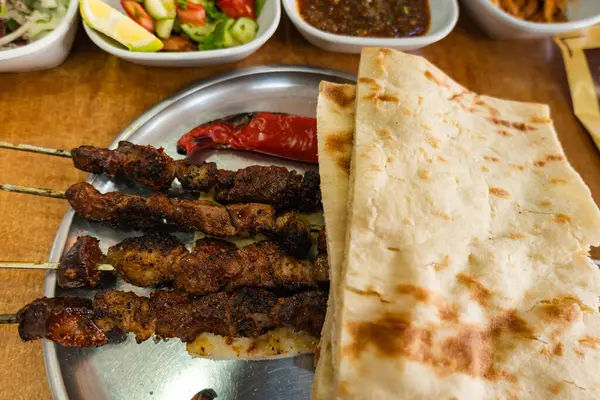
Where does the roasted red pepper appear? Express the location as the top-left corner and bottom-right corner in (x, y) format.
(176, 112), (318, 164)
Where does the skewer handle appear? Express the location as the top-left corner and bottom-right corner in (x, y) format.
(0, 314), (17, 324)
(0, 184), (66, 199)
(0, 262), (61, 270)
(0, 262), (114, 272)
(0, 141), (71, 158)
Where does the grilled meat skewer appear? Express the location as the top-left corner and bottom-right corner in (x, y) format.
(66, 182), (312, 258)
(13, 288), (327, 347)
(0, 182), (313, 258)
(73, 141), (322, 211)
(57, 233), (329, 294)
(0, 140), (321, 211)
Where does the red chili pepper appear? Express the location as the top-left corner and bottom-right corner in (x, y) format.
(176, 112), (318, 164)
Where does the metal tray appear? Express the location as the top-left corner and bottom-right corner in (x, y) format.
(42, 65), (355, 400)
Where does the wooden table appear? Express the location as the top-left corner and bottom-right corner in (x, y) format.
(1, 11), (599, 400)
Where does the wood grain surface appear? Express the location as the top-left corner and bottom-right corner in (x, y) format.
(0, 12), (599, 400)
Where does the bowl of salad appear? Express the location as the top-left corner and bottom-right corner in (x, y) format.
(0, 0), (80, 72)
(81, 0), (279, 66)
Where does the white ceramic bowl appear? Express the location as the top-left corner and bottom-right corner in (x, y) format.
(282, 0), (459, 54)
(0, 0), (79, 72)
(462, 0), (600, 39)
(83, 0), (280, 67)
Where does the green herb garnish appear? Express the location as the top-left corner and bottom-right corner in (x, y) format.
(176, 0), (187, 10)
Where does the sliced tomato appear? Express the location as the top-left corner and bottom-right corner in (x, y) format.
(216, 0), (254, 19)
(121, 0), (155, 33)
(161, 34), (197, 51)
(176, 3), (206, 25)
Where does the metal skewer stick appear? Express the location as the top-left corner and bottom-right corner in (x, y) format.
(0, 141), (71, 158)
(0, 261), (114, 272)
(0, 184), (66, 199)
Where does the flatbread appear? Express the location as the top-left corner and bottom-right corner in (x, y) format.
(312, 83), (356, 399)
(331, 49), (600, 399)
(187, 328), (318, 360)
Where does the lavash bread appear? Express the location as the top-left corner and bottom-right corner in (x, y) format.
(312, 83), (356, 399)
(187, 327), (318, 360)
(321, 48), (600, 399)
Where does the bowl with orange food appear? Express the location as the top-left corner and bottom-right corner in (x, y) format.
(462, 0), (600, 39)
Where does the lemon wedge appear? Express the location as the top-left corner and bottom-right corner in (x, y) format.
(80, 0), (163, 52)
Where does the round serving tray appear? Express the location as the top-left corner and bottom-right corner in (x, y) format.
(42, 65), (355, 400)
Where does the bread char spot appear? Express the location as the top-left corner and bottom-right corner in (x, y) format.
(439, 303), (459, 322)
(346, 286), (390, 303)
(395, 284), (431, 302)
(475, 98), (501, 116)
(530, 116), (552, 124)
(457, 273), (492, 307)
(548, 382), (563, 395)
(449, 92), (468, 101)
(419, 170), (432, 180)
(550, 178), (568, 184)
(343, 309), (531, 382)
(375, 50), (389, 70)
(534, 154), (565, 167)
(342, 312), (433, 361)
(396, 283), (458, 322)
(554, 214), (571, 224)
(424, 70), (450, 89)
(487, 117), (536, 132)
(433, 211), (452, 221)
(358, 77), (377, 85)
(378, 48), (395, 57)
(537, 296), (590, 324)
(324, 131), (353, 173)
(362, 92), (400, 104)
(489, 187), (511, 199)
(484, 155), (500, 163)
(497, 130), (513, 137)
(433, 255), (450, 271)
(553, 342), (564, 357)
(577, 336), (600, 349)
(378, 94), (400, 103)
(322, 85), (356, 109)
(425, 134), (440, 149)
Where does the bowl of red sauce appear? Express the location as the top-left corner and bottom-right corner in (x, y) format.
(282, 0), (458, 53)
